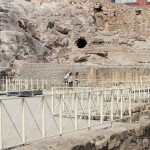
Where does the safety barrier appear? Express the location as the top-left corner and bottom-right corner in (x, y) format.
(52, 82), (150, 103)
(0, 88), (131, 149)
(0, 77), (150, 103)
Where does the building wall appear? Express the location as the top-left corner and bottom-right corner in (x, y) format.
(95, 2), (150, 37)
(109, 0), (150, 7)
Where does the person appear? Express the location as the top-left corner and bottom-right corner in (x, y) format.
(68, 72), (73, 87)
(64, 71), (70, 83)
(74, 72), (80, 86)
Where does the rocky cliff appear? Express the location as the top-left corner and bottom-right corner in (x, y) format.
(0, 0), (150, 75)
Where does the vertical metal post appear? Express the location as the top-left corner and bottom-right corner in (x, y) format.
(138, 83), (141, 101)
(8, 77), (10, 91)
(100, 91), (103, 124)
(11, 77), (13, 90)
(62, 89), (65, 112)
(6, 77), (8, 94)
(74, 93), (78, 130)
(111, 90), (114, 123)
(20, 78), (22, 91)
(144, 84), (146, 101)
(117, 90), (119, 104)
(120, 89), (123, 119)
(51, 87), (54, 115)
(148, 85), (150, 103)
(72, 89), (75, 112)
(0, 100), (2, 150)
(129, 89), (131, 123)
(96, 90), (99, 106)
(2, 77), (4, 91)
(133, 84), (136, 101)
(31, 78), (33, 91)
(25, 78), (27, 90)
(88, 92), (91, 129)
(46, 79), (48, 91)
(37, 78), (39, 90)
(27, 78), (28, 90)
(42, 96), (45, 138)
(59, 95), (63, 135)
(104, 86), (106, 103)
(44, 79), (46, 91)
(42, 78), (44, 90)
(135, 80), (137, 100)
(15, 78), (18, 90)
(18, 78), (20, 91)
(1, 77), (3, 90)
(147, 85), (149, 100)
(81, 91), (84, 109)
(13, 78), (15, 91)
(13, 77), (16, 90)
(22, 98), (25, 144)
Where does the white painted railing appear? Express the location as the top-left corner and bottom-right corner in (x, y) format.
(0, 76), (141, 92)
(52, 82), (150, 103)
(0, 88), (131, 149)
(0, 76), (141, 90)
(114, 0), (136, 3)
(0, 77), (150, 103)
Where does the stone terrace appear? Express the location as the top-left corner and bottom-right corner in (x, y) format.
(20, 63), (91, 80)
(19, 63), (150, 82)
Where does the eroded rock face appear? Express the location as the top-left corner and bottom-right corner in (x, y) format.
(0, 0), (150, 75)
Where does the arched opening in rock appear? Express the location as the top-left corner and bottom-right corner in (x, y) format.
(136, 10), (142, 15)
(93, 4), (103, 13)
(76, 38), (87, 48)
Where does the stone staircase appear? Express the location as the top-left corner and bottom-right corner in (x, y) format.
(20, 63), (91, 80)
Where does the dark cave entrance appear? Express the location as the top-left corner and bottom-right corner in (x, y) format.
(136, 10), (142, 15)
(76, 38), (87, 48)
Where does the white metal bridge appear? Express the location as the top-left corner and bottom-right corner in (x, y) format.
(0, 76), (149, 149)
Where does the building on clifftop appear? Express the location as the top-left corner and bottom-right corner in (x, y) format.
(108, 0), (150, 7)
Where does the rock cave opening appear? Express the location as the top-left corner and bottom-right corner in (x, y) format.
(93, 4), (103, 13)
(76, 38), (87, 48)
(136, 10), (142, 15)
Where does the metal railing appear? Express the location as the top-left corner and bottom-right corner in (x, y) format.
(113, 0), (137, 3)
(52, 82), (150, 103)
(0, 77), (150, 98)
(0, 88), (131, 149)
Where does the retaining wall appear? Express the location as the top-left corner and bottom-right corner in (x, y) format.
(20, 63), (150, 82)
(88, 66), (150, 82)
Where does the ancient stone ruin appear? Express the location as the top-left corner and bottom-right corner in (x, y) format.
(0, 0), (150, 75)
(0, 0), (150, 150)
